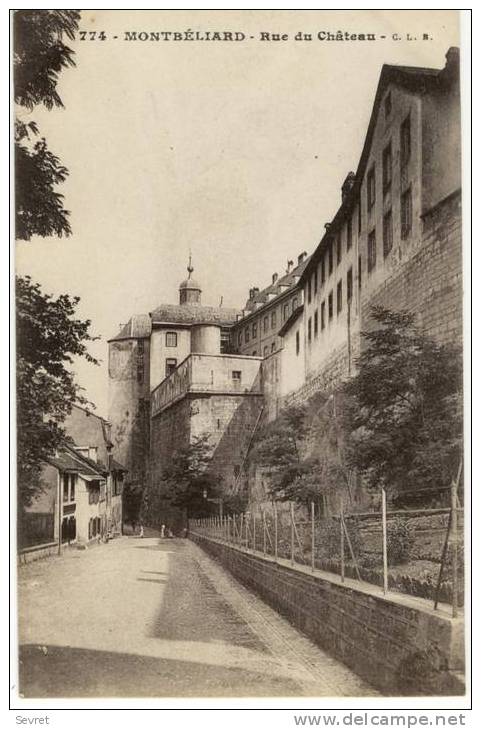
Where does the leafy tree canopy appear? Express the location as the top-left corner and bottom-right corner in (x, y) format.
(14, 10), (80, 240)
(144, 435), (223, 519)
(343, 306), (463, 503)
(16, 275), (99, 507)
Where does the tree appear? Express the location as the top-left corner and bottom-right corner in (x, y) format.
(343, 306), (463, 504)
(144, 435), (223, 521)
(14, 10), (80, 240)
(16, 276), (99, 507)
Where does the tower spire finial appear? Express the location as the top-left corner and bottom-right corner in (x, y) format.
(187, 249), (194, 279)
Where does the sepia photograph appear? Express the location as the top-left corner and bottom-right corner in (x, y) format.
(12, 8), (469, 706)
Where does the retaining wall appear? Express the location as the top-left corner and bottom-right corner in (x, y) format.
(191, 533), (464, 696)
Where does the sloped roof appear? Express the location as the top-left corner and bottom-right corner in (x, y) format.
(299, 49), (459, 286)
(278, 304), (304, 337)
(47, 447), (106, 478)
(150, 303), (241, 327)
(244, 255), (311, 312)
(108, 314), (152, 342)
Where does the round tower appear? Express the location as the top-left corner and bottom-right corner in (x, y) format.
(179, 255), (202, 306)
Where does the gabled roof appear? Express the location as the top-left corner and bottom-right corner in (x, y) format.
(47, 446), (106, 479)
(243, 255), (311, 313)
(299, 48), (459, 286)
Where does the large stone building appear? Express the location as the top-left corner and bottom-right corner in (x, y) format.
(108, 48), (462, 525)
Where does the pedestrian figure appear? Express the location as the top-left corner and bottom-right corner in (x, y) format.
(160, 524), (165, 539)
(139, 524), (144, 538)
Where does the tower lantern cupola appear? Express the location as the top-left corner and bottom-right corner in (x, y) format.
(179, 254), (202, 305)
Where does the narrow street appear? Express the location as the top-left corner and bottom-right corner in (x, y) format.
(18, 533), (375, 698)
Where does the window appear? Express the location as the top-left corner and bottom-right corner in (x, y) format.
(328, 240), (333, 275)
(321, 301), (326, 330)
(313, 270), (318, 295)
(271, 311), (276, 328)
(384, 91), (392, 118)
(245, 326), (250, 343)
(238, 331), (242, 346)
(263, 345), (268, 357)
(368, 229), (377, 272)
(252, 350), (257, 356)
(337, 281), (342, 315)
(382, 142), (392, 193)
(271, 342), (275, 353)
(401, 114), (411, 167)
(314, 310), (318, 336)
(308, 317), (312, 343)
(347, 218), (352, 250)
(401, 187), (412, 239)
(321, 254), (326, 285)
(63, 474), (75, 502)
(358, 200), (362, 235)
(358, 255), (362, 290)
(367, 166), (376, 211)
(296, 331), (300, 355)
(232, 370), (242, 383)
(263, 316), (268, 333)
(292, 296), (298, 310)
(383, 209), (393, 257)
(328, 291), (333, 321)
(252, 322), (257, 338)
(307, 279), (312, 304)
(165, 331), (177, 347)
(100, 482), (106, 502)
(283, 303), (289, 321)
(63, 474), (69, 503)
(336, 233), (342, 265)
(347, 267), (353, 302)
(165, 358), (177, 377)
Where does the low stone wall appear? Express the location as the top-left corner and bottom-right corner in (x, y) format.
(18, 542), (59, 565)
(191, 533), (464, 696)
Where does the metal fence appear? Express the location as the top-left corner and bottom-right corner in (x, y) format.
(190, 484), (463, 617)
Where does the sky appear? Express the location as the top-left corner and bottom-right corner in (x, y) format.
(15, 9), (460, 416)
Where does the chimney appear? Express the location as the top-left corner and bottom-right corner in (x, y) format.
(324, 223), (331, 231)
(249, 286), (259, 300)
(341, 171), (356, 203)
(297, 251), (307, 265)
(443, 47), (460, 79)
(286, 259), (294, 274)
(272, 273), (278, 285)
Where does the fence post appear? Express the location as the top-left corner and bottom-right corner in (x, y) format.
(382, 487), (388, 595)
(263, 510), (267, 556)
(274, 502), (278, 562)
(451, 481), (458, 618)
(290, 502), (295, 565)
(311, 501), (315, 572)
(340, 503), (345, 583)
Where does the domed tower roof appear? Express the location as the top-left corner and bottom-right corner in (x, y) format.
(179, 254), (202, 305)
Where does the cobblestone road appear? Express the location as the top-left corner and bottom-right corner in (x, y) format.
(18, 534), (376, 698)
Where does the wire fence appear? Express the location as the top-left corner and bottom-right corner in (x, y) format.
(189, 483), (463, 617)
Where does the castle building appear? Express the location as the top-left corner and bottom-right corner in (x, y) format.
(108, 48), (462, 523)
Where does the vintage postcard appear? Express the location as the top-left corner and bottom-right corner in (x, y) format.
(13, 8), (469, 709)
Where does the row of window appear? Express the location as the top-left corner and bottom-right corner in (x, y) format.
(367, 113), (411, 212)
(306, 113), (412, 306)
(238, 297), (298, 347)
(63, 473), (76, 503)
(304, 268), (354, 348)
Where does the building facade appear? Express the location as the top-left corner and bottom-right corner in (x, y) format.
(108, 48), (462, 522)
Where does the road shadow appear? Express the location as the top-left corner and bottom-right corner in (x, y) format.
(19, 643), (300, 698)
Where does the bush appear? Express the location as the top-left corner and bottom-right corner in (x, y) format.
(387, 518), (414, 565)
